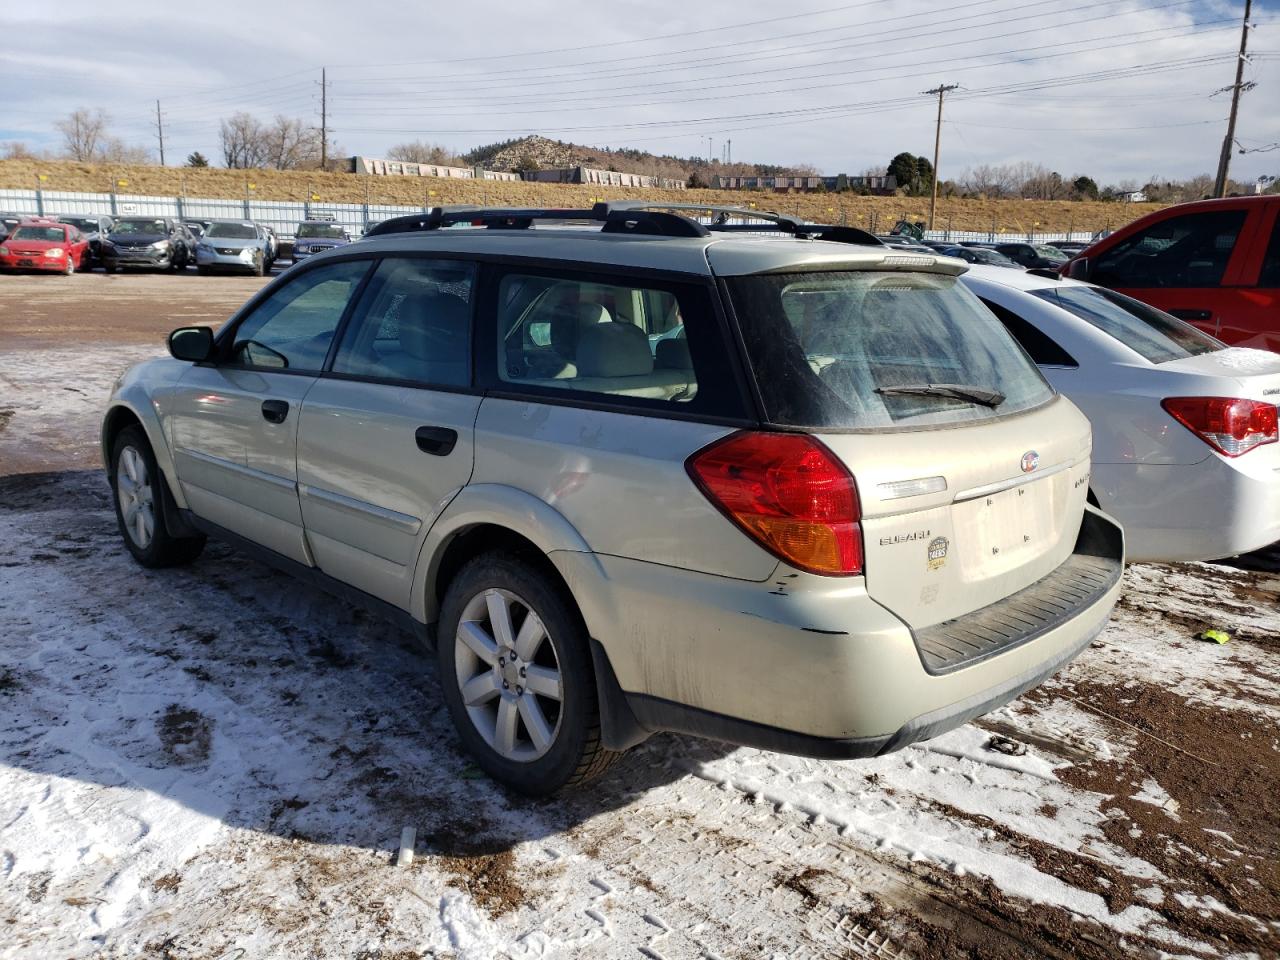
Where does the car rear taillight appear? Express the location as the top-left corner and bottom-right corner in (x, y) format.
(1161, 397), (1279, 457)
(686, 431), (863, 576)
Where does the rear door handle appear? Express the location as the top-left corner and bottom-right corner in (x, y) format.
(416, 425), (458, 456)
(261, 399), (290, 424)
(1168, 309), (1212, 321)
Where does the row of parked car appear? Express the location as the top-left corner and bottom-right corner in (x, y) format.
(98, 196), (1278, 795)
(0, 213), (359, 276)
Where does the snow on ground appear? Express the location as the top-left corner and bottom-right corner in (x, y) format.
(1, 344), (1278, 959)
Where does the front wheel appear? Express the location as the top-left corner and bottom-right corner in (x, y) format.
(110, 425), (206, 568)
(438, 553), (619, 795)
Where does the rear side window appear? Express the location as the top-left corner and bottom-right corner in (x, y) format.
(729, 271), (1055, 430)
(979, 299), (1079, 367)
(491, 270), (740, 416)
(332, 258), (473, 387)
(1260, 216), (1280, 288)
(1033, 286), (1222, 363)
(1092, 210), (1247, 289)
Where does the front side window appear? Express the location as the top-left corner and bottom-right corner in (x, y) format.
(1092, 210), (1247, 289)
(332, 258), (474, 386)
(495, 272), (711, 409)
(729, 271), (1055, 430)
(230, 259), (369, 371)
(1034, 286), (1222, 363)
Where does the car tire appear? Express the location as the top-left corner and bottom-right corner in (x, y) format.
(437, 552), (620, 795)
(110, 425), (206, 568)
(196, 266), (210, 276)
(252, 254), (265, 277)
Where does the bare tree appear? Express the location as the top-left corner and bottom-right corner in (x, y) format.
(388, 140), (459, 166)
(263, 115), (321, 170)
(220, 113), (270, 169)
(56, 109), (109, 161)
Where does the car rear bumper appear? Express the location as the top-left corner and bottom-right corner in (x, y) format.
(1092, 453), (1280, 562)
(558, 506), (1124, 756)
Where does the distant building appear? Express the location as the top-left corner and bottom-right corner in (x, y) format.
(523, 166), (686, 190)
(711, 174), (897, 194)
(349, 156), (520, 181)
(1121, 191), (1149, 203)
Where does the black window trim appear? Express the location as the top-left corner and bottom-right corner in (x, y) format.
(978, 295), (1080, 370)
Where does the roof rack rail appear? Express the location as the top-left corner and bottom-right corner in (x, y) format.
(601, 201), (883, 247)
(363, 203), (709, 239)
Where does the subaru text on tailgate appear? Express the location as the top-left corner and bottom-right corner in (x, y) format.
(101, 203), (1124, 795)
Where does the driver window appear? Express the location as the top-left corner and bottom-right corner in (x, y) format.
(230, 260), (369, 371)
(1093, 210), (1246, 289)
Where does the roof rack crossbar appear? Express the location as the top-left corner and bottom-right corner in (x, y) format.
(363, 204), (710, 239)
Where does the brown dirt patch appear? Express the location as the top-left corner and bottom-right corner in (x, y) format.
(1054, 680), (1280, 955)
(152, 872), (182, 893)
(157, 705), (213, 766)
(421, 824), (529, 919)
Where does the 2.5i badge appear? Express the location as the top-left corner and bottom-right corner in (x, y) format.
(927, 536), (950, 571)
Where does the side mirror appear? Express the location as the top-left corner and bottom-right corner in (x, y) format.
(168, 326), (215, 363)
(1064, 257), (1091, 281)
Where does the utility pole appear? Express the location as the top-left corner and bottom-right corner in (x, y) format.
(320, 68), (329, 171)
(924, 84), (959, 231)
(1213, 0), (1253, 198)
(155, 100), (165, 166)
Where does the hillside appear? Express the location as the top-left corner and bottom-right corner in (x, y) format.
(0, 158), (1166, 234)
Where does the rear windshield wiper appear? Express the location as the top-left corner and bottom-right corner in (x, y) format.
(875, 383), (1006, 407)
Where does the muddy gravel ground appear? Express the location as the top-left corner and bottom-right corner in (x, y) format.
(1, 275), (1278, 959)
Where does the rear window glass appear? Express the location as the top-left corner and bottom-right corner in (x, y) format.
(729, 271), (1055, 430)
(1032, 286), (1221, 363)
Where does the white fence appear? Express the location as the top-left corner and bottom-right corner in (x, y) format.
(0, 188), (1102, 245)
(0, 189), (429, 241)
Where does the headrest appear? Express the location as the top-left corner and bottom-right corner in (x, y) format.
(550, 301), (611, 359)
(577, 322), (654, 378)
(400, 291), (469, 360)
(655, 338), (693, 370)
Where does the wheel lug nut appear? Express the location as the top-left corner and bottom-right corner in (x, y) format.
(516, 686), (523, 695)
(519, 667), (526, 677)
(502, 680), (509, 689)
(498, 657), (505, 666)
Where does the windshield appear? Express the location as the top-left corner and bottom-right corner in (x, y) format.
(297, 223), (345, 239)
(11, 226), (66, 242)
(1034, 245), (1067, 262)
(206, 222), (257, 239)
(58, 218), (97, 231)
(729, 271), (1055, 430)
(972, 248), (1016, 265)
(112, 219), (167, 235)
(1033, 286), (1222, 363)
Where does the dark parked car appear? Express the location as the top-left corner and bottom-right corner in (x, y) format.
(995, 242), (1069, 269)
(102, 217), (196, 272)
(1051, 241), (1090, 256)
(0, 212), (27, 244)
(940, 245), (1022, 268)
(56, 214), (114, 266)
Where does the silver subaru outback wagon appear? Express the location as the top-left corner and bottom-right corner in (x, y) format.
(102, 204), (1124, 795)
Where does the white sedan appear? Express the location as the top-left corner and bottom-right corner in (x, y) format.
(961, 266), (1280, 562)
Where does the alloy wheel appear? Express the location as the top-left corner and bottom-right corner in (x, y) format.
(116, 446), (155, 549)
(454, 588), (564, 762)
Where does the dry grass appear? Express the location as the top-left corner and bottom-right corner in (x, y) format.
(1, 158), (1167, 234)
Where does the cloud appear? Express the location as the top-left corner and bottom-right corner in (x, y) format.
(1, 0), (1275, 184)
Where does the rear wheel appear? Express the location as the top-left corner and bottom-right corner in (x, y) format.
(437, 552), (619, 795)
(110, 425), (206, 568)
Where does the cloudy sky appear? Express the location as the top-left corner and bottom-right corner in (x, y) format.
(2, 0), (1276, 186)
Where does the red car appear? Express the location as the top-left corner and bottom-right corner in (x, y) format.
(0, 219), (90, 275)
(1063, 195), (1280, 352)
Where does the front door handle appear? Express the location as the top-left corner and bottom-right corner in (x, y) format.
(416, 425), (458, 456)
(261, 399), (290, 424)
(1168, 309), (1212, 322)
